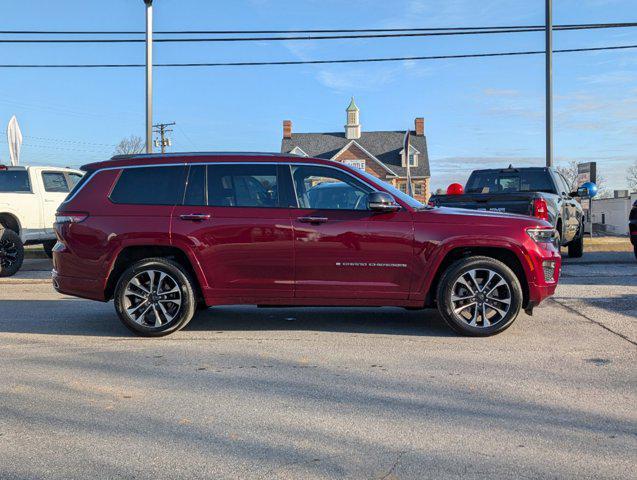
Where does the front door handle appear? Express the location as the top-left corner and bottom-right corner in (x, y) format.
(297, 216), (328, 224)
(179, 213), (211, 222)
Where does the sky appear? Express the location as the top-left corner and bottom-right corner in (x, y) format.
(1, 0), (636, 191)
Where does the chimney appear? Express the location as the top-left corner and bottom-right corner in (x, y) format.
(415, 117), (425, 136)
(283, 120), (292, 139)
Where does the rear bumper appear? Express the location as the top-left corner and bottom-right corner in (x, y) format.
(52, 269), (106, 301)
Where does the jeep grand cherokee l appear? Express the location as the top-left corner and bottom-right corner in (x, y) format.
(52, 153), (561, 337)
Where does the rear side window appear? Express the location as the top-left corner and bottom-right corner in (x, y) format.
(110, 166), (187, 205)
(42, 172), (69, 193)
(207, 164), (279, 207)
(0, 170), (30, 192)
(466, 170), (556, 194)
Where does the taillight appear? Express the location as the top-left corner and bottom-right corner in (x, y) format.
(55, 212), (88, 224)
(532, 198), (549, 221)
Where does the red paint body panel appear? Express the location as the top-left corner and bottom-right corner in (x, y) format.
(54, 154), (560, 310)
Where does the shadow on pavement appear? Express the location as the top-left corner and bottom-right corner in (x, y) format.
(0, 300), (453, 338)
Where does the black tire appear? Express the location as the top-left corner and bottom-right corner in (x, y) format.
(436, 256), (523, 337)
(634, 245), (637, 260)
(0, 228), (25, 277)
(567, 224), (584, 258)
(43, 240), (56, 259)
(114, 257), (197, 337)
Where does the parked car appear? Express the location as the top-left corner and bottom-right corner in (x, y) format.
(428, 166), (592, 258)
(630, 199), (637, 259)
(52, 153), (561, 337)
(0, 164), (83, 276)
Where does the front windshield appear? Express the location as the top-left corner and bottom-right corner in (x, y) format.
(356, 169), (425, 209)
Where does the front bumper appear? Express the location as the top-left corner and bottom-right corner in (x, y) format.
(523, 243), (561, 307)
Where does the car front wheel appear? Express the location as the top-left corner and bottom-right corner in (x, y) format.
(114, 257), (197, 337)
(0, 228), (24, 277)
(436, 256), (523, 336)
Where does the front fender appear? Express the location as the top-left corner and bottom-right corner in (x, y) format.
(411, 233), (535, 302)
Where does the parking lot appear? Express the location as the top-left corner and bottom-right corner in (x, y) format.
(1, 254), (635, 479)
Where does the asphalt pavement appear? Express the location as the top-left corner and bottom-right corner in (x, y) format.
(0, 257), (635, 479)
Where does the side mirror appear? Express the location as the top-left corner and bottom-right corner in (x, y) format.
(571, 182), (598, 199)
(368, 191), (400, 213)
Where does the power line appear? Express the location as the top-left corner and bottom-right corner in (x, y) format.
(0, 22), (635, 35)
(1, 23), (636, 43)
(0, 44), (635, 69)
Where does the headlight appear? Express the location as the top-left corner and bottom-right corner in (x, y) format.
(526, 227), (557, 245)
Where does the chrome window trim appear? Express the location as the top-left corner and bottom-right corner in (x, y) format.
(68, 161), (381, 207)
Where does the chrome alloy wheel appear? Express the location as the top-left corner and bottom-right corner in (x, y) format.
(0, 239), (19, 268)
(123, 269), (182, 328)
(449, 268), (512, 328)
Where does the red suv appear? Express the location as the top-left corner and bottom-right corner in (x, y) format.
(53, 153), (561, 337)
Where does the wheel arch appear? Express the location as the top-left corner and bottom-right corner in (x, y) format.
(0, 212), (21, 236)
(104, 245), (205, 302)
(425, 246), (529, 309)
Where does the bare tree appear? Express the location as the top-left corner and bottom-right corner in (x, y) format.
(628, 161), (637, 191)
(556, 159), (607, 194)
(555, 160), (579, 192)
(114, 135), (145, 155)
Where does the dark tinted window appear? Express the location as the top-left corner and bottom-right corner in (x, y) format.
(208, 164), (278, 207)
(110, 166), (186, 205)
(466, 170), (556, 194)
(64, 170), (91, 200)
(42, 172), (69, 192)
(67, 173), (83, 189)
(183, 165), (206, 206)
(0, 170), (30, 192)
(291, 165), (371, 210)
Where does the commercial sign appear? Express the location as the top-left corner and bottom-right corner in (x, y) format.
(577, 162), (596, 185)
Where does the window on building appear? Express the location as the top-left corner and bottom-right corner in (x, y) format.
(414, 182), (423, 195)
(343, 159), (366, 171)
(110, 166), (187, 205)
(398, 183), (407, 193)
(408, 153), (417, 167)
(207, 164), (278, 208)
(291, 165), (371, 210)
(42, 172), (69, 193)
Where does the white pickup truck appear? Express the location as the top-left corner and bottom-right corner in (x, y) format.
(0, 165), (84, 276)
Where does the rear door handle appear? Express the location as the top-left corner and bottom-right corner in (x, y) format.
(297, 216), (328, 224)
(179, 213), (211, 222)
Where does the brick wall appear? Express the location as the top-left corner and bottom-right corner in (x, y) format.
(333, 143), (388, 179)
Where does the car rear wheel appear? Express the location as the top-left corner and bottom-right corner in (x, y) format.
(114, 257), (197, 337)
(567, 224), (584, 258)
(436, 256), (523, 336)
(0, 228), (24, 277)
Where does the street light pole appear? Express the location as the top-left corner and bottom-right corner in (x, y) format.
(144, 0), (153, 154)
(545, 0), (553, 167)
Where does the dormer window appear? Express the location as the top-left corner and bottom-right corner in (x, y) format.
(401, 146), (419, 167)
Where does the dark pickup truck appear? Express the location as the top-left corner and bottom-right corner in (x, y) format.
(429, 166), (589, 257)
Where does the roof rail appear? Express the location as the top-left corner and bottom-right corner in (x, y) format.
(109, 151), (302, 161)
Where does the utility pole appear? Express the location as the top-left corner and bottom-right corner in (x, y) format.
(144, 0), (153, 153)
(545, 0), (553, 167)
(153, 122), (175, 154)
